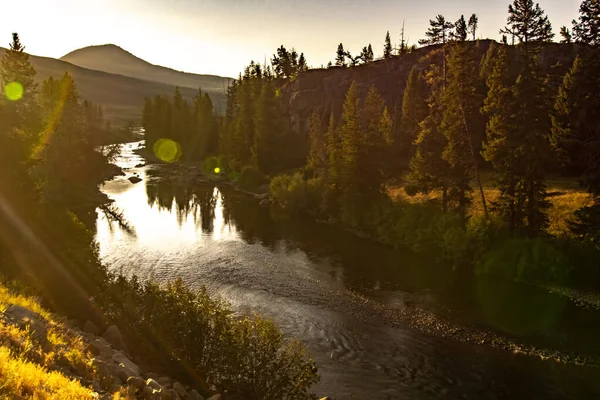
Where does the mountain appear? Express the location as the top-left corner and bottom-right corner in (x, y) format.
(61, 44), (232, 92)
(0, 48), (225, 123)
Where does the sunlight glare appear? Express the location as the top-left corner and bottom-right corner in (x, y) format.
(153, 138), (182, 163)
(4, 82), (23, 101)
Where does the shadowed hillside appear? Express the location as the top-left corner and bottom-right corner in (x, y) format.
(280, 40), (578, 136)
(61, 44), (232, 92)
(0, 48), (226, 123)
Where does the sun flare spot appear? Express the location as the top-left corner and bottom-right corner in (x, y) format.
(153, 138), (182, 163)
(5, 82), (24, 101)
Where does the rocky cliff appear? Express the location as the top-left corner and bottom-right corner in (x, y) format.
(280, 40), (578, 137)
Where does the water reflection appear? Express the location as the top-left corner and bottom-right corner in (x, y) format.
(95, 143), (600, 399)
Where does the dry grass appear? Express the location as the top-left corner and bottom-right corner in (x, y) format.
(387, 174), (591, 237)
(0, 347), (94, 399)
(0, 281), (97, 399)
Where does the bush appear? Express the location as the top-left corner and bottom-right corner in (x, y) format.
(99, 277), (319, 399)
(270, 173), (325, 216)
(238, 166), (266, 189)
(477, 237), (571, 285)
(201, 156), (224, 176)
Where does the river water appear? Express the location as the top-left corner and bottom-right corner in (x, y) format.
(96, 142), (600, 399)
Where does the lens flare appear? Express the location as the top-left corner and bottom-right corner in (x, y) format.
(214, 167), (221, 174)
(5, 82), (23, 101)
(153, 139), (181, 163)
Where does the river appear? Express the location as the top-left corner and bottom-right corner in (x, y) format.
(95, 142), (600, 399)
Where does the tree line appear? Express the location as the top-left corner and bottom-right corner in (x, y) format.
(0, 32), (321, 397)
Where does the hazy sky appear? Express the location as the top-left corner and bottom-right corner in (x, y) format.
(2, 0), (580, 78)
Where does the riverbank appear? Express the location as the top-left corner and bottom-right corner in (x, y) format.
(0, 279), (216, 400)
(133, 155), (600, 373)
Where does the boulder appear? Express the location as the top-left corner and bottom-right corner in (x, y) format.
(127, 376), (146, 390)
(146, 378), (164, 391)
(90, 338), (113, 359)
(157, 376), (172, 387)
(112, 352), (140, 376)
(142, 386), (157, 399)
(172, 382), (187, 398)
(129, 176), (143, 184)
(92, 358), (112, 385)
(1, 305), (47, 344)
(188, 389), (204, 400)
(102, 325), (127, 351)
(166, 388), (180, 400)
(207, 394), (222, 400)
(83, 320), (100, 335)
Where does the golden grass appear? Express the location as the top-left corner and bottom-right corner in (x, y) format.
(0, 280), (98, 398)
(387, 174), (592, 237)
(0, 347), (94, 399)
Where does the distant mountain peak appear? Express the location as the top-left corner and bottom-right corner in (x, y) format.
(60, 44), (231, 89)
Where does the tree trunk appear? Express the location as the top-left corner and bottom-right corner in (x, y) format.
(461, 106), (488, 219)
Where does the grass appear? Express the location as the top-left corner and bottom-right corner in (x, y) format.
(0, 280), (97, 399)
(387, 173), (591, 237)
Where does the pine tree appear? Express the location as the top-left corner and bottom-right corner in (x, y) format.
(400, 67), (429, 165)
(37, 73), (91, 207)
(336, 43), (347, 67)
(560, 26), (573, 43)
(572, 0), (600, 45)
(419, 15), (454, 45)
(468, 14), (479, 40)
(384, 31), (393, 58)
(298, 53), (308, 72)
(326, 113), (341, 182)
(406, 61), (450, 211)
(482, 44), (551, 233)
(552, 50), (600, 240)
(454, 15), (468, 42)
(0, 33), (39, 136)
(500, 0), (554, 45)
(441, 43), (487, 217)
(253, 81), (283, 175)
(307, 112), (327, 172)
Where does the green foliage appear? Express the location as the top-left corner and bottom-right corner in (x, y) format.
(143, 86), (218, 163)
(383, 31), (393, 59)
(270, 173), (325, 216)
(100, 278), (319, 399)
(478, 237), (570, 285)
(400, 66), (428, 166)
(572, 0), (600, 45)
(454, 15), (468, 42)
(252, 81), (286, 174)
(500, 0), (554, 45)
(419, 15), (455, 45)
(482, 43), (552, 233)
(335, 43), (346, 67)
(468, 14), (479, 41)
(271, 46), (307, 79)
(238, 165), (266, 189)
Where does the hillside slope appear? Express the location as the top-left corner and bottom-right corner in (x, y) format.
(281, 40), (578, 136)
(61, 44), (232, 92)
(1, 48), (226, 123)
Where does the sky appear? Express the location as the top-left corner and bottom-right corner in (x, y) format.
(2, 0), (581, 78)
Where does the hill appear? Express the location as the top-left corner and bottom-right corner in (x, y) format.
(0, 48), (226, 124)
(281, 40), (577, 136)
(61, 44), (232, 92)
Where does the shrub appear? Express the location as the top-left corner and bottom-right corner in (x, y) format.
(201, 156), (224, 176)
(238, 166), (266, 189)
(477, 237), (571, 285)
(99, 277), (319, 399)
(270, 173), (326, 216)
